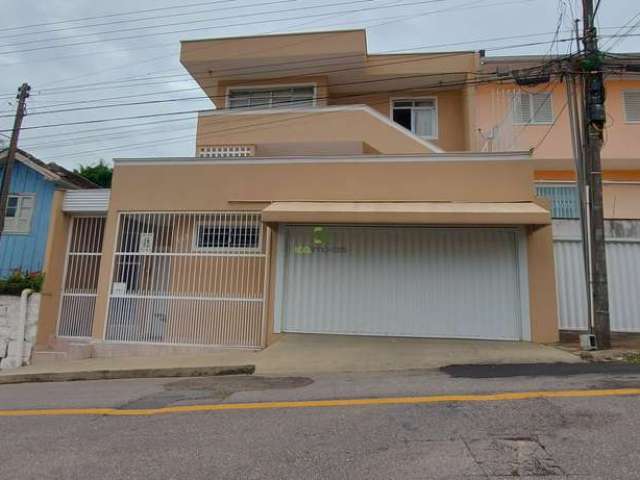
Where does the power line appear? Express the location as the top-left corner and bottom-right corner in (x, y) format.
(601, 8), (640, 51)
(533, 100), (569, 150)
(0, 0), (378, 49)
(0, 0), (524, 56)
(15, 67), (563, 148)
(0, 0), (297, 41)
(11, 28), (575, 103)
(0, 0), (269, 33)
(593, 0), (602, 18)
(0, 44), (568, 130)
(42, 74), (542, 160)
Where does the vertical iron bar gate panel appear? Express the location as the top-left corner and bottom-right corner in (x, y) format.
(57, 216), (106, 337)
(105, 212), (267, 348)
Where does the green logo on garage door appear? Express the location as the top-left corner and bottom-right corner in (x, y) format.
(294, 226), (347, 255)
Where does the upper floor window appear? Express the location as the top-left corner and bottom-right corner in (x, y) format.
(623, 90), (640, 123)
(391, 99), (438, 139)
(4, 194), (35, 234)
(227, 85), (315, 110)
(512, 92), (553, 124)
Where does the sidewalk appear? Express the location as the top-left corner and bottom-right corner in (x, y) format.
(0, 334), (582, 383)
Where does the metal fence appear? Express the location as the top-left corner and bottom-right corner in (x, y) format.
(554, 237), (640, 332)
(104, 212), (269, 348)
(57, 216), (106, 337)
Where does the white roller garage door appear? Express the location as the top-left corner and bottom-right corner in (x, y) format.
(277, 226), (528, 340)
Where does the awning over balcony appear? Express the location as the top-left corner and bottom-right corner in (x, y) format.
(262, 201), (550, 225)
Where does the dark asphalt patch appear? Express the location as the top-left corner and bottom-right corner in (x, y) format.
(119, 376), (314, 410)
(440, 362), (640, 378)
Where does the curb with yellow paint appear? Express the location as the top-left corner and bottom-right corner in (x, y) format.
(1, 388), (639, 417)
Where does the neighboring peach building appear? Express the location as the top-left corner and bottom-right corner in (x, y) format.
(41, 28), (623, 357)
(476, 55), (640, 220)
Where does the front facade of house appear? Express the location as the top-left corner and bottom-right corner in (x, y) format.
(36, 30), (562, 353)
(0, 149), (96, 278)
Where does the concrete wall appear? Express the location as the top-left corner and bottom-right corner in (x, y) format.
(36, 192), (71, 347)
(196, 108), (434, 156)
(0, 293), (41, 369)
(78, 157), (558, 345)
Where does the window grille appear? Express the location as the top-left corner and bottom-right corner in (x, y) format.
(536, 184), (579, 219)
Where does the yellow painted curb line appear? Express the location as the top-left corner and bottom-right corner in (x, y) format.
(1, 388), (640, 417)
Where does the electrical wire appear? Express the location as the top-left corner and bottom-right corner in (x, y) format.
(0, 0), (380, 49)
(533, 100), (568, 150)
(4, 29), (578, 103)
(0, 0), (466, 55)
(0, 0), (288, 33)
(18, 68), (565, 153)
(0, 0), (299, 41)
(0, 47), (568, 129)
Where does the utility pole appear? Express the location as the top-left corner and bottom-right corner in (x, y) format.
(580, 0), (610, 348)
(0, 83), (30, 237)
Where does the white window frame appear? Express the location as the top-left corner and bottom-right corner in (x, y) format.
(623, 90), (640, 123)
(4, 193), (35, 235)
(225, 83), (317, 110)
(192, 221), (262, 253)
(512, 91), (554, 125)
(390, 97), (439, 140)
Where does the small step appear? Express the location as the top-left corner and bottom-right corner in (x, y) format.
(30, 350), (68, 365)
(43, 336), (94, 361)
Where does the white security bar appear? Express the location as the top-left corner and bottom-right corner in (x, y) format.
(105, 212), (268, 348)
(57, 216), (106, 338)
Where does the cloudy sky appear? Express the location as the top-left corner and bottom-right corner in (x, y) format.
(0, 0), (638, 170)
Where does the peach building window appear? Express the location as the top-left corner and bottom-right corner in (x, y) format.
(512, 92), (553, 125)
(623, 90), (640, 123)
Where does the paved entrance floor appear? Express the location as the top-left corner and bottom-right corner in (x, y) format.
(0, 334), (581, 378)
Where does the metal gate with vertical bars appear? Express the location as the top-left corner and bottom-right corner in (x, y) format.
(105, 212), (269, 348)
(57, 216), (106, 337)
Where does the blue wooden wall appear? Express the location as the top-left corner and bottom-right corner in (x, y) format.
(0, 162), (56, 277)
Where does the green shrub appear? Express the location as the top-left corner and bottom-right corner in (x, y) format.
(0, 270), (45, 296)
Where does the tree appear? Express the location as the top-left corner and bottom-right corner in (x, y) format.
(74, 160), (112, 188)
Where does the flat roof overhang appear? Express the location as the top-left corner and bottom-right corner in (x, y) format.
(262, 201), (550, 225)
(180, 29), (477, 101)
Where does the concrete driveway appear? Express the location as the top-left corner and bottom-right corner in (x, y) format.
(254, 333), (581, 374)
(1, 334), (581, 379)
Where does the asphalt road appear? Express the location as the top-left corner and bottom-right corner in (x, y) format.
(2, 367), (640, 479)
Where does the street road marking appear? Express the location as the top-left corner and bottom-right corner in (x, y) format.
(1, 388), (640, 417)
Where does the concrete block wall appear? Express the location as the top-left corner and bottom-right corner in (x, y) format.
(0, 293), (41, 369)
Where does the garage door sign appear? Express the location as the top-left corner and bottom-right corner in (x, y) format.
(294, 226), (347, 255)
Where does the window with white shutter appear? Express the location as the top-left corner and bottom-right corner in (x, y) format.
(513, 92), (553, 124)
(623, 90), (640, 123)
(4, 194), (35, 234)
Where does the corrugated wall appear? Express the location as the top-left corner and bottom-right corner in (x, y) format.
(0, 162), (56, 277)
(279, 226), (524, 340)
(554, 238), (640, 332)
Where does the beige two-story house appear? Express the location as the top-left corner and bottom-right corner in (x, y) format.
(37, 29), (560, 356)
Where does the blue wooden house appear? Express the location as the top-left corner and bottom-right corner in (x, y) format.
(0, 149), (96, 277)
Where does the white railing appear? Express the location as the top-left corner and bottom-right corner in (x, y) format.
(57, 216), (106, 337)
(104, 212), (269, 348)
